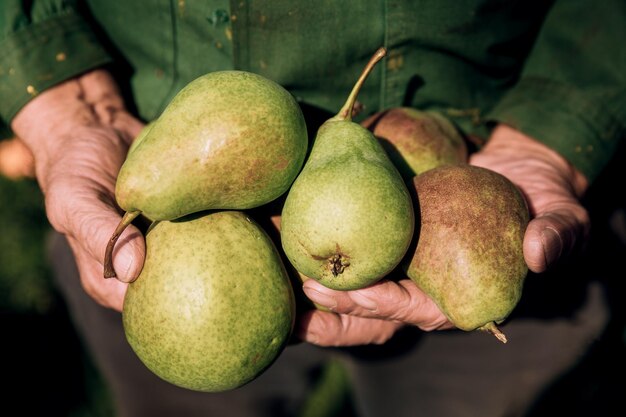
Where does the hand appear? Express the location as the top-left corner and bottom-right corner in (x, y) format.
(11, 70), (146, 311)
(295, 122), (590, 347)
(296, 278), (453, 347)
(470, 124), (589, 273)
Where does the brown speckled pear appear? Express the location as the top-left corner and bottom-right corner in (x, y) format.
(404, 165), (529, 343)
(122, 211), (295, 392)
(362, 107), (468, 179)
(280, 48), (414, 290)
(104, 71), (307, 278)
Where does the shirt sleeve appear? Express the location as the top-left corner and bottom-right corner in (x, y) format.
(486, 0), (626, 183)
(0, 0), (113, 136)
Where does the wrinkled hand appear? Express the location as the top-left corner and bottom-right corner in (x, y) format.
(11, 70), (146, 311)
(470, 124), (589, 273)
(296, 278), (453, 346)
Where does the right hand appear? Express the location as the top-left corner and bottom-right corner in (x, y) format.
(11, 70), (146, 311)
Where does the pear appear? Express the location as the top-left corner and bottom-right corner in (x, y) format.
(104, 71), (308, 277)
(268, 209), (330, 312)
(126, 121), (153, 156)
(362, 107), (468, 178)
(122, 210), (295, 392)
(280, 48), (414, 290)
(404, 164), (529, 342)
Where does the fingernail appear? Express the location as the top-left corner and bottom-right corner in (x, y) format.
(541, 227), (562, 267)
(349, 291), (378, 311)
(302, 287), (337, 310)
(113, 252), (137, 283)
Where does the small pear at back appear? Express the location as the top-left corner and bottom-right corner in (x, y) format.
(105, 71), (307, 277)
(404, 164), (529, 342)
(281, 48), (414, 290)
(123, 210), (295, 392)
(362, 107), (468, 178)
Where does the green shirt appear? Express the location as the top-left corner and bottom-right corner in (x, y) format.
(1, 0), (625, 182)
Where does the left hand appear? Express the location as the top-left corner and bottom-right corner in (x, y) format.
(469, 124), (589, 273)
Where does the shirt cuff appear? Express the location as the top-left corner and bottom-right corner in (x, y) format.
(0, 10), (113, 125)
(487, 77), (626, 183)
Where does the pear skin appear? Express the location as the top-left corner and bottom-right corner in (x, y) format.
(280, 48), (414, 290)
(123, 210), (295, 392)
(404, 164), (529, 342)
(116, 71), (307, 219)
(105, 71), (307, 278)
(267, 209), (330, 312)
(126, 121), (153, 156)
(362, 107), (468, 178)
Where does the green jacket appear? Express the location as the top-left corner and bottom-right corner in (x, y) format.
(1, 0), (624, 182)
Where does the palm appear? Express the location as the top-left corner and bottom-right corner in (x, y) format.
(42, 126), (143, 310)
(469, 125), (589, 273)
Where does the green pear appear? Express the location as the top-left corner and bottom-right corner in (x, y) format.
(268, 209), (330, 312)
(126, 121), (153, 156)
(247, 198), (324, 312)
(105, 71), (307, 277)
(404, 164), (529, 342)
(362, 107), (468, 178)
(123, 210), (295, 392)
(280, 48), (414, 290)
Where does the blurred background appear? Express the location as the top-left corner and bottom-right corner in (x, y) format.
(0, 138), (115, 417)
(1, 135), (624, 416)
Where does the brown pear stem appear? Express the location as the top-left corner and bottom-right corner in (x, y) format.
(481, 322), (508, 344)
(334, 47), (387, 122)
(104, 210), (141, 278)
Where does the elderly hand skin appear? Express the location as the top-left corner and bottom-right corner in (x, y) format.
(298, 121), (589, 347)
(11, 69), (146, 312)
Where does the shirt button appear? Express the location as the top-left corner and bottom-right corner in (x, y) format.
(207, 9), (230, 26)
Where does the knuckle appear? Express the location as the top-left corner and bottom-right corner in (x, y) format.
(43, 181), (74, 234)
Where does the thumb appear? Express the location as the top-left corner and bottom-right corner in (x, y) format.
(523, 206), (589, 273)
(103, 210), (146, 282)
(45, 183), (146, 283)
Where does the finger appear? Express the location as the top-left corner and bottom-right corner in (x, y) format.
(46, 182), (145, 283)
(68, 237), (127, 311)
(302, 279), (452, 331)
(113, 111), (145, 142)
(80, 202), (146, 283)
(296, 309), (403, 346)
(523, 207), (590, 273)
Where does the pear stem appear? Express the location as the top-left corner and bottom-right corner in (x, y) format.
(334, 47), (387, 122)
(481, 322), (508, 344)
(104, 210), (141, 279)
